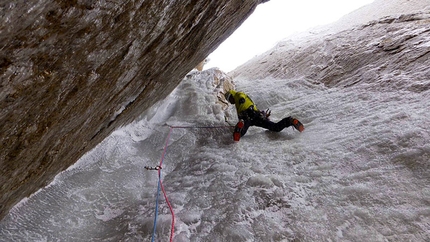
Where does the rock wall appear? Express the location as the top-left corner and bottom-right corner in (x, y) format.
(231, 12), (430, 93)
(0, 0), (266, 219)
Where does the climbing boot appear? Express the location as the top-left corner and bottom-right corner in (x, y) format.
(233, 120), (244, 141)
(291, 118), (304, 132)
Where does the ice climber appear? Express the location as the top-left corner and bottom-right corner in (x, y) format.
(224, 90), (305, 141)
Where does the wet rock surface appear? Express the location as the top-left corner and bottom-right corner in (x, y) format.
(0, 0), (264, 219)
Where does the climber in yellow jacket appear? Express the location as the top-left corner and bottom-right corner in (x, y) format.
(224, 90), (304, 141)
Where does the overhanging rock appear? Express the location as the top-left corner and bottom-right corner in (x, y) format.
(0, 0), (266, 219)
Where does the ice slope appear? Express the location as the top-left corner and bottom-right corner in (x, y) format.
(1, 66), (429, 241)
(278, 0), (430, 45)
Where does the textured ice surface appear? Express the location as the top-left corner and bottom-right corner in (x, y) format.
(1, 67), (429, 241)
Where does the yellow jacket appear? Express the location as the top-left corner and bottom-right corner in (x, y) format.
(227, 90), (259, 117)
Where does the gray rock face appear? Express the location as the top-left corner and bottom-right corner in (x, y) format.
(231, 12), (430, 94)
(0, 0), (265, 219)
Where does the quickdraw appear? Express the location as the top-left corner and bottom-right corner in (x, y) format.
(145, 165), (162, 171)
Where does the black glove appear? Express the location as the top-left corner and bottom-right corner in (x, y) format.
(259, 109), (271, 120)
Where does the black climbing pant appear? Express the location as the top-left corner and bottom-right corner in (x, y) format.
(238, 116), (294, 137)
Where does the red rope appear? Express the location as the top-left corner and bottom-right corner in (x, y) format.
(159, 172), (175, 241)
(150, 125), (232, 241)
(170, 125), (233, 129)
(159, 127), (174, 242)
(159, 127), (172, 168)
